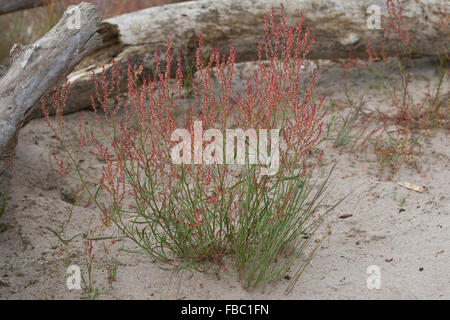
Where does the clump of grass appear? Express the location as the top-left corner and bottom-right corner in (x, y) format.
(366, 54), (446, 178)
(326, 94), (367, 148)
(387, 57), (448, 132)
(367, 131), (419, 179)
(43, 9), (337, 291)
(233, 166), (335, 290)
(334, 0), (448, 178)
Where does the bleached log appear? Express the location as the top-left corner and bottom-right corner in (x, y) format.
(0, 2), (102, 194)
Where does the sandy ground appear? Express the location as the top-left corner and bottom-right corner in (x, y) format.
(0, 57), (448, 300)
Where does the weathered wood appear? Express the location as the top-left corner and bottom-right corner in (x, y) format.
(0, 2), (102, 194)
(0, 65), (7, 79)
(35, 0), (447, 118)
(0, 0), (46, 15)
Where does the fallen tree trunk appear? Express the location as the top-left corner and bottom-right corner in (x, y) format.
(0, 65), (7, 79)
(0, 2), (102, 195)
(32, 0), (446, 118)
(0, 0), (46, 15)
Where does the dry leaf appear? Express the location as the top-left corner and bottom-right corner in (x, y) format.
(397, 181), (426, 193)
(435, 250), (444, 257)
(385, 257), (393, 262)
(339, 213), (353, 219)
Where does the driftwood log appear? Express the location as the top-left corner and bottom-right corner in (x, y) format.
(0, 0), (46, 15)
(0, 2), (102, 195)
(28, 0), (447, 118)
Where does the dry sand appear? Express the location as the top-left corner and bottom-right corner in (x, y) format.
(0, 57), (448, 299)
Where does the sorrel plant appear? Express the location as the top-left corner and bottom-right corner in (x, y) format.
(43, 9), (336, 290)
(338, 0), (448, 178)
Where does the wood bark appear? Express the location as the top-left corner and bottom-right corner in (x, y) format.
(32, 0), (447, 118)
(0, 0), (46, 15)
(0, 2), (102, 194)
